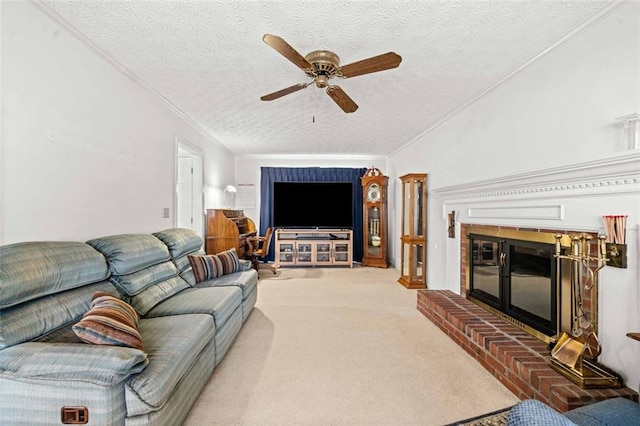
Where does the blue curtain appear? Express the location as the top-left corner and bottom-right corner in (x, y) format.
(259, 167), (367, 262)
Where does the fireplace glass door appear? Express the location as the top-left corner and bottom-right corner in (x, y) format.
(507, 243), (554, 326)
(469, 235), (558, 339)
(470, 238), (500, 307)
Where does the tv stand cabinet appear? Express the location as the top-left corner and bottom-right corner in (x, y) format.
(275, 229), (353, 268)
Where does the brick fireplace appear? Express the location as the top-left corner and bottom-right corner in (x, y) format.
(417, 223), (638, 412)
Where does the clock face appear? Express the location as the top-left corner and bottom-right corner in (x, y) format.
(367, 183), (381, 202)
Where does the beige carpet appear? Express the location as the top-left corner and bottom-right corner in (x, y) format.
(183, 266), (519, 426)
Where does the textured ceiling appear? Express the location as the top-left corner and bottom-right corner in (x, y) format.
(37, 0), (615, 157)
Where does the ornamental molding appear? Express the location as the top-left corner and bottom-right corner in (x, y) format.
(432, 151), (640, 204)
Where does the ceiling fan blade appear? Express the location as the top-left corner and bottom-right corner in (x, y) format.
(263, 34), (313, 71)
(260, 83), (310, 101)
(339, 52), (402, 78)
(326, 86), (358, 113)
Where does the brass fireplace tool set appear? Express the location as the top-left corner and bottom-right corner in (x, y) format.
(550, 233), (622, 388)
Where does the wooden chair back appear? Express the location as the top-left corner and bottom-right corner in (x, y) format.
(259, 227), (274, 258)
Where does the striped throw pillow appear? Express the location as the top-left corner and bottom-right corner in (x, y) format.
(188, 248), (241, 283)
(72, 292), (144, 351)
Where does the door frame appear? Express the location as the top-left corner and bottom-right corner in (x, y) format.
(174, 136), (204, 238)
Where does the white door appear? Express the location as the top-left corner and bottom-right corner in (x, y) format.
(177, 156), (193, 229)
(175, 138), (204, 237)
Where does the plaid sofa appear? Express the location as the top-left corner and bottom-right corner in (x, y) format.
(0, 228), (258, 425)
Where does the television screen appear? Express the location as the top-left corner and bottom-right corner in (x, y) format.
(272, 182), (353, 229)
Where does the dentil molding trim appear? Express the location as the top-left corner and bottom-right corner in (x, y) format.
(432, 151), (640, 204)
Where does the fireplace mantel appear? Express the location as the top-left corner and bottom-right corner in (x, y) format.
(433, 151), (639, 204)
(429, 151), (640, 241)
(424, 150), (640, 391)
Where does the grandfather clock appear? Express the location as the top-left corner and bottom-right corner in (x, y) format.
(361, 167), (389, 268)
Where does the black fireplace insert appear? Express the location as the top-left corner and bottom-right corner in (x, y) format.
(468, 234), (560, 340)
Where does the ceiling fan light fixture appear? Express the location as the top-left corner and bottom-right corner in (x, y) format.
(315, 75), (329, 88)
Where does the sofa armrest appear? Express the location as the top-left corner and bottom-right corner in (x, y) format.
(239, 259), (253, 271)
(564, 397), (640, 426)
(0, 342), (148, 386)
(507, 400), (577, 426)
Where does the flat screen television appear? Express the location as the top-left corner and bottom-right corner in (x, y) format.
(272, 181), (353, 229)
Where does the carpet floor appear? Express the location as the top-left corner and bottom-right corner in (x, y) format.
(183, 266), (519, 425)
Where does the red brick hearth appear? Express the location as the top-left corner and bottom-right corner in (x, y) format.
(417, 290), (638, 413)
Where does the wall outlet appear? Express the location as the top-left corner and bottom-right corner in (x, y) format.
(162, 207), (170, 218)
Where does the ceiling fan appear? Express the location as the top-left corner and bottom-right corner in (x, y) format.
(260, 34), (402, 113)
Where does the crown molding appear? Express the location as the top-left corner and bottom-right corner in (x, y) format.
(235, 153), (386, 162)
(28, 1), (232, 155)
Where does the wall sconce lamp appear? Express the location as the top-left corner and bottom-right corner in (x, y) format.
(223, 185), (237, 209)
(447, 210), (456, 238)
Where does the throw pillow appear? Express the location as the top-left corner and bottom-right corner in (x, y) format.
(72, 291), (144, 351)
(188, 248), (241, 283)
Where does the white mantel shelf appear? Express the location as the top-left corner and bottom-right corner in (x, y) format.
(432, 150), (640, 203)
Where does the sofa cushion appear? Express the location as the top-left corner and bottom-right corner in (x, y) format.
(173, 249), (204, 274)
(127, 275), (191, 316)
(87, 234), (190, 315)
(153, 228), (207, 290)
(507, 400), (577, 426)
(0, 241), (109, 309)
(188, 248), (241, 283)
(153, 228), (203, 259)
(110, 261), (179, 296)
(125, 314), (215, 417)
(0, 342), (148, 387)
(213, 306), (243, 366)
(196, 269), (258, 299)
(73, 292), (144, 351)
(174, 248), (205, 286)
(145, 286), (242, 328)
(87, 234), (170, 275)
(0, 281), (118, 350)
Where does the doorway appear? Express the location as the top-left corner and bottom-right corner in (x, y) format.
(175, 137), (204, 238)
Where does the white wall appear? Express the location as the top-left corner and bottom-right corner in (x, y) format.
(234, 155), (387, 232)
(1, 2), (234, 243)
(387, 3), (639, 390)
